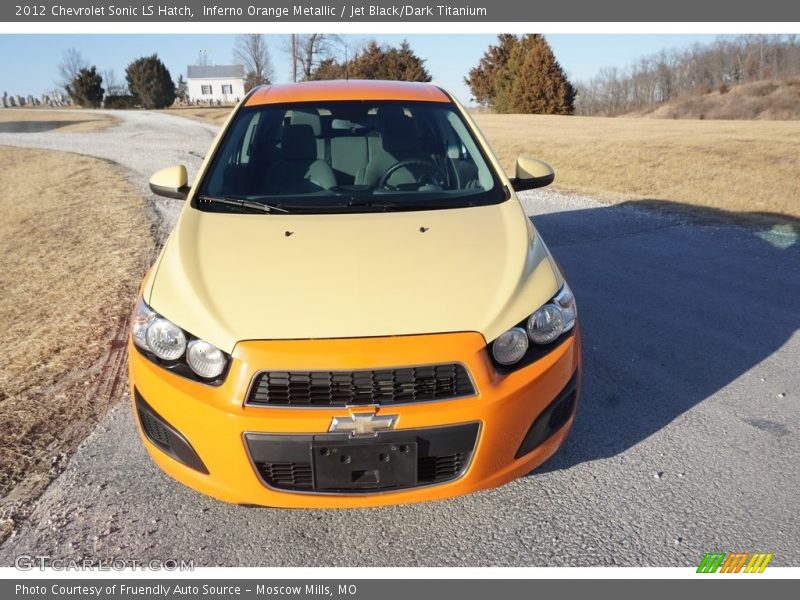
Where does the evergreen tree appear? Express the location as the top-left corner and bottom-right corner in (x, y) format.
(465, 34), (519, 107)
(347, 40), (386, 80)
(125, 54), (176, 109)
(467, 34), (575, 114)
(383, 40), (432, 82)
(65, 66), (104, 108)
(501, 35), (575, 114)
(175, 74), (188, 103)
(309, 57), (348, 81)
(311, 40), (431, 82)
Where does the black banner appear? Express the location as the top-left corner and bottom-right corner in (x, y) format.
(3, 579), (797, 600)
(3, 0), (800, 22)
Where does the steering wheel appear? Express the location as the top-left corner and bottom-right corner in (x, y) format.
(377, 159), (448, 190)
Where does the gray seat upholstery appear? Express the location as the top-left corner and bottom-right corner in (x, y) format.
(290, 109), (326, 161)
(262, 124), (337, 194)
(331, 137), (369, 185)
(358, 117), (433, 187)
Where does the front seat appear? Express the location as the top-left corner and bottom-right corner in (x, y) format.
(358, 117), (433, 188)
(262, 124), (337, 195)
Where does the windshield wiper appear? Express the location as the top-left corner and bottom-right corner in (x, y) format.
(198, 195), (289, 214)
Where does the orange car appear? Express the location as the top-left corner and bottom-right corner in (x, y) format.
(130, 80), (581, 507)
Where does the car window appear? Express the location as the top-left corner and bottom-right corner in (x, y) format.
(197, 100), (506, 213)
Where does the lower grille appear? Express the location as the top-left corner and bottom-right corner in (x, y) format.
(139, 407), (171, 447)
(257, 453), (469, 492)
(417, 453), (467, 483)
(134, 389), (209, 474)
(246, 423), (479, 493)
(246, 364), (475, 407)
(258, 462), (313, 490)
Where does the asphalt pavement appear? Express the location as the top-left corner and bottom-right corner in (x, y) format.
(0, 111), (797, 566)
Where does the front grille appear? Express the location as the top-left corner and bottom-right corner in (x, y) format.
(246, 364), (475, 407)
(258, 462), (313, 490)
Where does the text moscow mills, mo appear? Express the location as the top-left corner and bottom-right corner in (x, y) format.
(28, 4), (488, 19)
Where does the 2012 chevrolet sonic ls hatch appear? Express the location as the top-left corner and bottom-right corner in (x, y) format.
(129, 80), (581, 507)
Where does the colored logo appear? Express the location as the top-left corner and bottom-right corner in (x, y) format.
(697, 552), (773, 573)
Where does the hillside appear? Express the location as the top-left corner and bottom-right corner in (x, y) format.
(632, 78), (800, 120)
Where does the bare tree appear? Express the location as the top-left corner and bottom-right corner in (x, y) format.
(283, 34), (342, 81)
(575, 34), (800, 116)
(102, 69), (127, 95)
(234, 34), (275, 91)
(195, 50), (211, 66)
(57, 48), (88, 92)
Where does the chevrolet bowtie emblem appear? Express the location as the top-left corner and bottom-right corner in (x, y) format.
(329, 413), (398, 437)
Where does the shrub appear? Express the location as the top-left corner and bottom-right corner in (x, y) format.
(103, 95), (138, 109)
(125, 54), (175, 109)
(65, 67), (104, 108)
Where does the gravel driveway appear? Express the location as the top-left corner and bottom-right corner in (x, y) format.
(0, 111), (798, 566)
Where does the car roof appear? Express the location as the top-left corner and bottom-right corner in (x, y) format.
(244, 80), (452, 106)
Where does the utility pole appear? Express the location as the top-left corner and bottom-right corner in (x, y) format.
(291, 34), (297, 82)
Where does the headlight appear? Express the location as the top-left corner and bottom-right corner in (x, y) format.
(131, 298), (156, 349)
(131, 298), (228, 383)
(489, 282), (577, 368)
(527, 304), (564, 344)
(186, 340), (227, 379)
(145, 318), (187, 361)
(553, 281), (577, 333)
(491, 327), (529, 365)
(526, 281), (577, 345)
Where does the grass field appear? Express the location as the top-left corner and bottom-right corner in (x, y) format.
(475, 114), (800, 222)
(0, 147), (153, 540)
(0, 109), (118, 133)
(163, 106), (233, 126)
(164, 106), (800, 222)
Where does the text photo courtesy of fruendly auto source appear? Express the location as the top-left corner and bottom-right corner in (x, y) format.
(0, 33), (797, 568)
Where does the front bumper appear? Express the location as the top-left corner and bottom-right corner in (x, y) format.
(128, 329), (581, 508)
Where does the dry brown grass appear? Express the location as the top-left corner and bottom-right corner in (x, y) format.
(0, 109), (118, 133)
(162, 106), (233, 125)
(473, 113), (800, 221)
(165, 106), (800, 222)
(636, 77), (800, 121)
(0, 147), (153, 537)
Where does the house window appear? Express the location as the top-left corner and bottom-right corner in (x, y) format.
(221, 84), (233, 95)
(201, 85), (213, 95)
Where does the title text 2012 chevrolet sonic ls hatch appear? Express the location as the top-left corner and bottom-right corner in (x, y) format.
(129, 80), (581, 507)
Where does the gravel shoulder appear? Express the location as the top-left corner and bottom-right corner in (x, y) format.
(0, 112), (797, 566)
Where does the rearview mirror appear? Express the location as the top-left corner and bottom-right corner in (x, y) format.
(149, 165), (189, 200)
(510, 157), (555, 192)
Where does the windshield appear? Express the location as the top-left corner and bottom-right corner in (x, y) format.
(196, 100), (506, 213)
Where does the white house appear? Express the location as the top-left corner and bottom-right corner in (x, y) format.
(186, 65), (246, 104)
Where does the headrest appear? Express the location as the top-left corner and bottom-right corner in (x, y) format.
(374, 106), (407, 132)
(381, 119), (420, 153)
(281, 124), (317, 161)
(290, 109), (322, 136)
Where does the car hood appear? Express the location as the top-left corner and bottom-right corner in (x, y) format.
(147, 199), (560, 353)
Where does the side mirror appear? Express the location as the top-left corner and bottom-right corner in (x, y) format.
(510, 156), (555, 192)
(149, 165), (190, 200)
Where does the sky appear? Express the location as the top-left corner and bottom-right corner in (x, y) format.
(0, 34), (723, 103)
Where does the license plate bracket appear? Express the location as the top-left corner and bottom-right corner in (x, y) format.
(311, 440), (417, 490)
